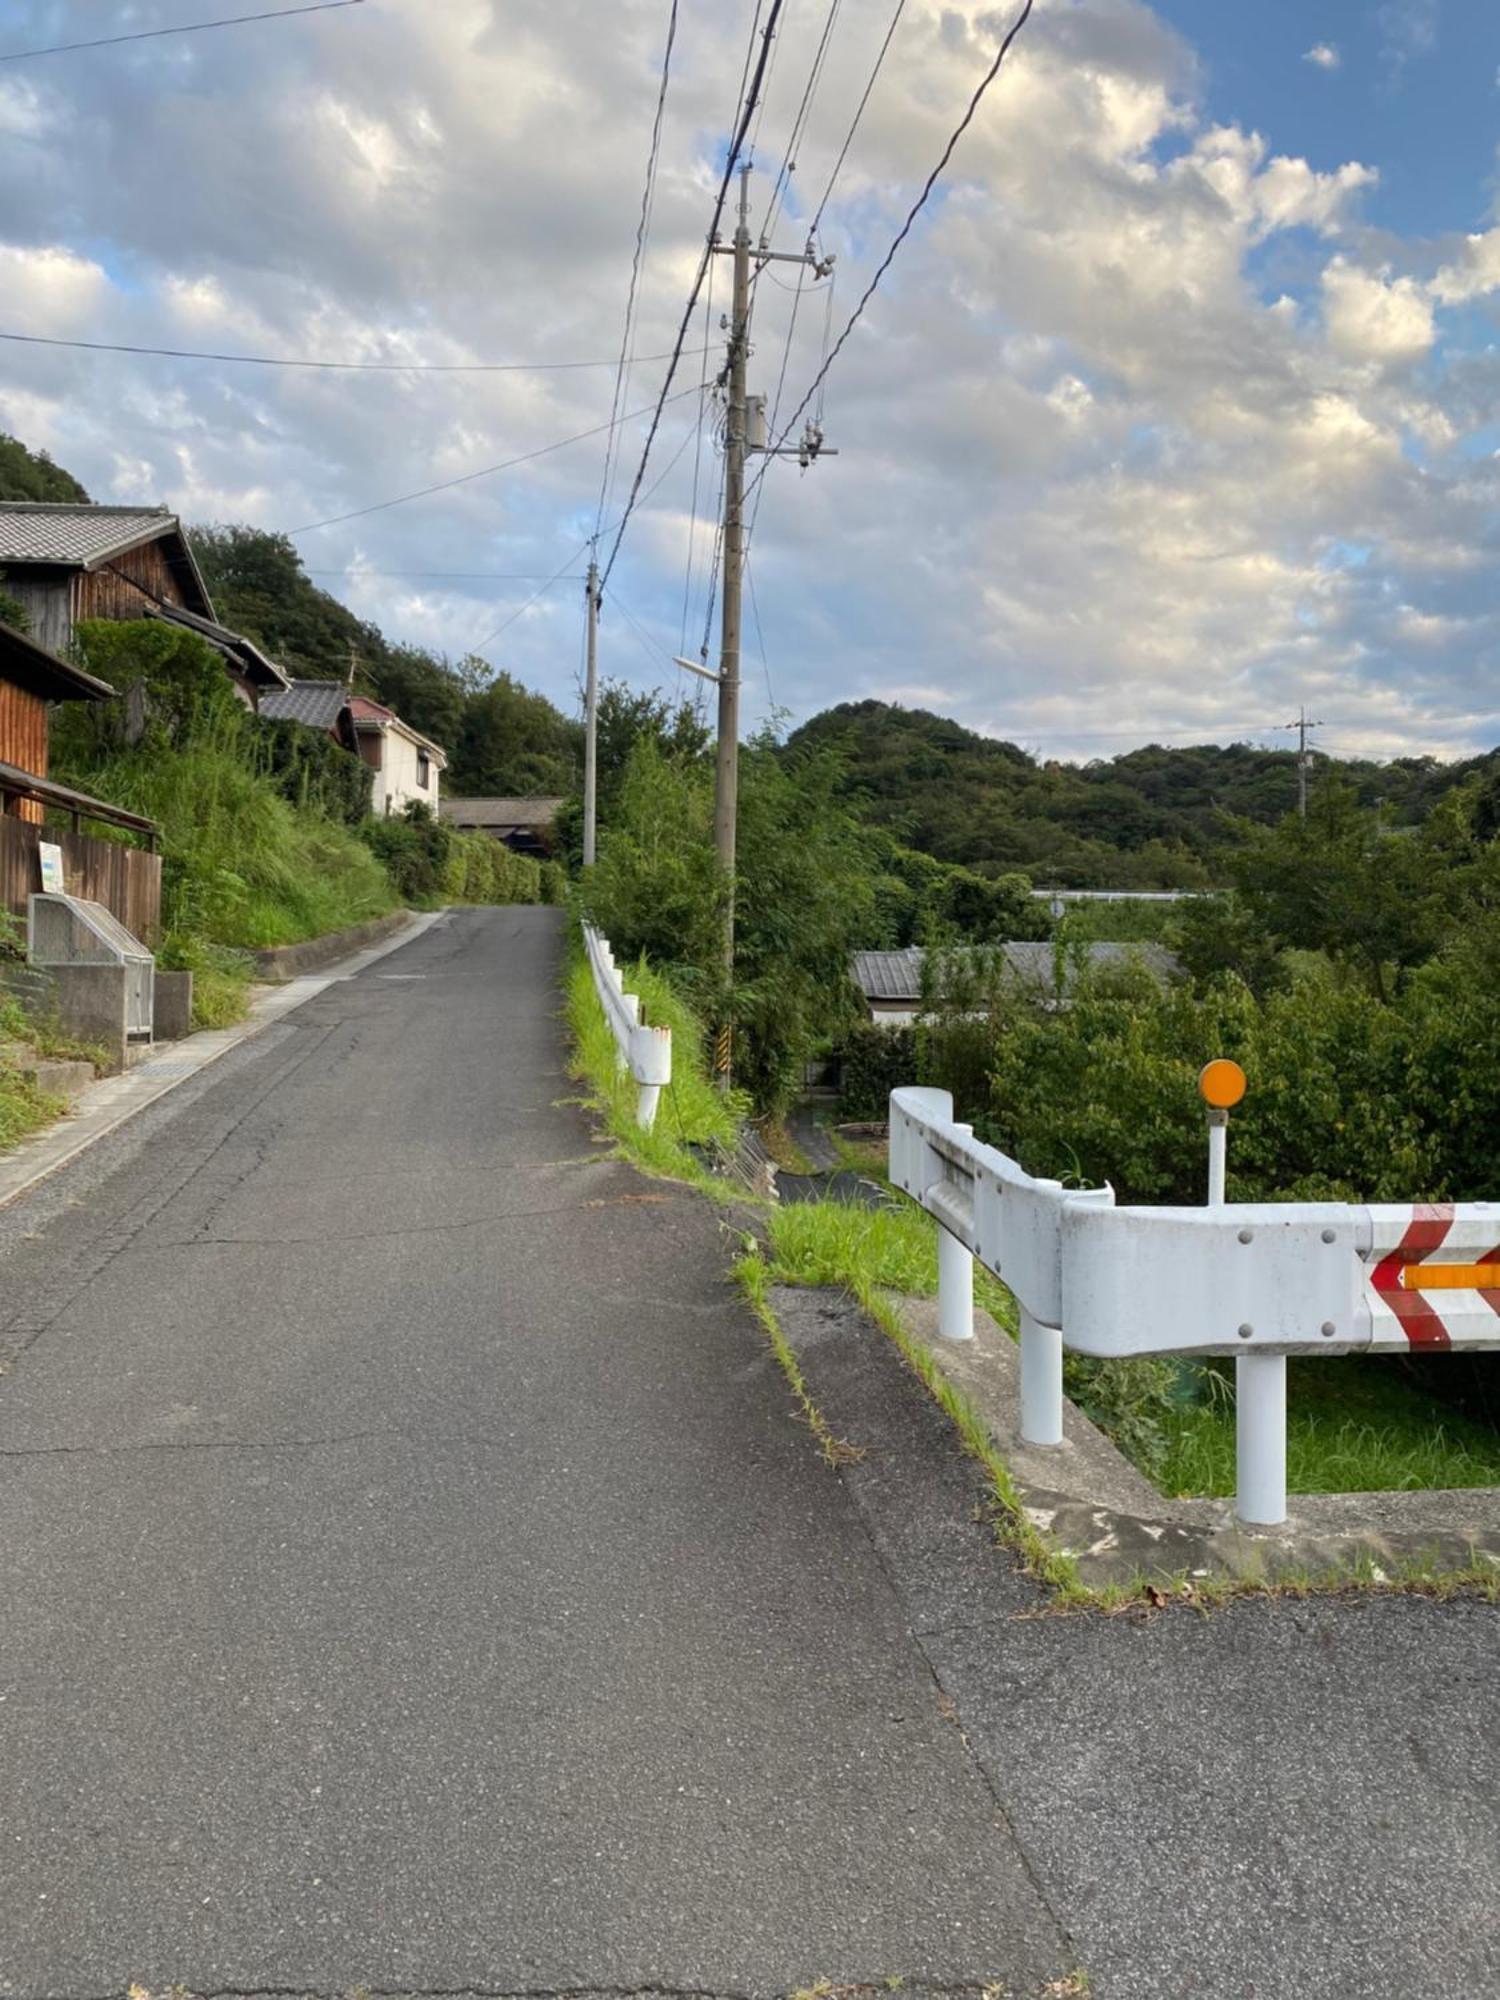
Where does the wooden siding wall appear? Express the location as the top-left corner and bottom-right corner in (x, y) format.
(0, 815), (161, 945)
(4, 576), (71, 656)
(74, 537), (187, 623)
(0, 682), (47, 824)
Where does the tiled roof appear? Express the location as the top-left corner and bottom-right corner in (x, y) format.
(348, 694), (393, 722)
(153, 603), (290, 690)
(260, 679), (351, 727)
(850, 941), (1179, 1003)
(440, 797), (563, 828)
(0, 620), (115, 703)
(0, 501), (178, 567)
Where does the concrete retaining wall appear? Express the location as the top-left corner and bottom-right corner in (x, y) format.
(250, 910), (413, 983)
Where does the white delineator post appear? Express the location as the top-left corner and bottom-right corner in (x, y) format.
(937, 1223), (974, 1344)
(1019, 1305), (1064, 1448)
(1201, 1059), (1287, 1527)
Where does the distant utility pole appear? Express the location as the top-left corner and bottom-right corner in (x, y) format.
(1281, 705), (1323, 819)
(582, 558), (601, 866)
(708, 162), (834, 1085)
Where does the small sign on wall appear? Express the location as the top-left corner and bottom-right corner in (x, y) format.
(37, 842), (65, 895)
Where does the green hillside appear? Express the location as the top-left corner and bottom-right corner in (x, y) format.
(786, 700), (1496, 888)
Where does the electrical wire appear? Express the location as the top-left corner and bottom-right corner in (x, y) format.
(808, 0), (907, 236)
(598, 0), (789, 591)
(761, 0), (843, 245)
(679, 263), (718, 653)
(288, 383), (699, 535)
(475, 401), (705, 659)
(303, 569), (587, 581)
(0, 0), (364, 63)
(759, 0), (1036, 476)
(0, 328), (711, 375)
(594, 0), (680, 543)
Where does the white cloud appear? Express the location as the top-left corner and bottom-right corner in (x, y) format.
(0, 0), (1492, 763)
(1303, 44), (1341, 71)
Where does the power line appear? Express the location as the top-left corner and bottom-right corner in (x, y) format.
(595, 0), (680, 543)
(761, 0), (844, 246)
(475, 402), (705, 659)
(0, 328), (710, 375)
(759, 0), (1036, 477)
(0, 0), (364, 63)
(303, 569), (587, 581)
(809, 0), (907, 236)
(288, 383), (699, 535)
(598, 0), (790, 592)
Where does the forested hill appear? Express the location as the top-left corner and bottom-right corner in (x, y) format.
(786, 700), (1500, 889)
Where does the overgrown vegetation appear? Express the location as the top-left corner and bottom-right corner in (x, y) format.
(45, 619), (543, 1029)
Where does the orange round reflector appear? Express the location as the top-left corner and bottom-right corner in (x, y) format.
(1199, 1058), (1247, 1109)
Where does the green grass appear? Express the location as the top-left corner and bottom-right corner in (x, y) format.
(1156, 1358), (1500, 1497)
(566, 936), (743, 1186)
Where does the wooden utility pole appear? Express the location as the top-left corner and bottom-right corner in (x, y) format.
(707, 166), (834, 1086)
(582, 558), (600, 866)
(1282, 706), (1322, 819)
(714, 166), (752, 991)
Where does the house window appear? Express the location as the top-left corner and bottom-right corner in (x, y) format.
(416, 749), (431, 789)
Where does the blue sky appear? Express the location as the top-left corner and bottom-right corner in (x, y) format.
(2, 0), (1500, 763)
(1152, 1), (1500, 239)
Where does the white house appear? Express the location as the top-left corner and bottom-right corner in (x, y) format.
(349, 695), (448, 817)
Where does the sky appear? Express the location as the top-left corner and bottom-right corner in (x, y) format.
(2, 0), (1500, 765)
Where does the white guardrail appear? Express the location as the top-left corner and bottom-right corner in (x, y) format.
(890, 1085), (1500, 1526)
(584, 924), (672, 1130)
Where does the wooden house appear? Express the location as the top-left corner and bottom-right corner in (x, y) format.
(0, 621), (161, 942)
(0, 503), (289, 710)
(440, 796), (560, 857)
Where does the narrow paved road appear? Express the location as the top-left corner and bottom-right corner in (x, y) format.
(0, 909), (1071, 1997)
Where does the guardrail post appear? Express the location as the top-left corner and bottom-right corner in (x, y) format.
(1018, 1306), (1064, 1446)
(937, 1223), (975, 1343)
(1236, 1354), (1287, 1526)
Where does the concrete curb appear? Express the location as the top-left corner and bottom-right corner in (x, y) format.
(0, 909), (445, 1211)
(900, 1295), (1500, 1587)
(250, 908), (414, 982)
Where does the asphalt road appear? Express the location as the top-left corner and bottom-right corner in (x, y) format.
(0, 907), (1073, 1999)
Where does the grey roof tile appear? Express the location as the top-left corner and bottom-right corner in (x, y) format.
(0, 502), (177, 566)
(260, 679), (350, 728)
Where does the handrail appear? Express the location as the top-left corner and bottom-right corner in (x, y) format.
(583, 923), (671, 1130)
(0, 760), (158, 846)
(890, 1085), (1500, 1526)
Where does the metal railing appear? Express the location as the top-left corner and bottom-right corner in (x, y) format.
(890, 1085), (1500, 1526)
(583, 924), (671, 1131)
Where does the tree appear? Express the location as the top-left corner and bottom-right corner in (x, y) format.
(449, 671), (580, 795)
(0, 433), (89, 503)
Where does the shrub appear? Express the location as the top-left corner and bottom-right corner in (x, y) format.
(838, 1022), (917, 1118)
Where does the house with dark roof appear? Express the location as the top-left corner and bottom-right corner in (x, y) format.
(850, 942), (1180, 1026)
(440, 796), (561, 858)
(259, 678), (359, 751)
(0, 502), (289, 709)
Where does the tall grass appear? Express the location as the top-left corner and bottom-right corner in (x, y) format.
(88, 734), (395, 951)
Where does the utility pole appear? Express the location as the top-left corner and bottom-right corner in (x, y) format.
(582, 558), (600, 866)
(1281, 705), (1322, 819)
(708, 164), (834, 1086)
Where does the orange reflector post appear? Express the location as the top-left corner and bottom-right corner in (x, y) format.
(1400, 1263), (1500, 1292)
(1199, 1059), (1247, 1110)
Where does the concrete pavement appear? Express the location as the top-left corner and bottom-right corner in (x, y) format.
(0, 908), (1072, 1997)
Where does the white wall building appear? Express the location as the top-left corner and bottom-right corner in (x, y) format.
(350, 695), (448, 817)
